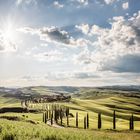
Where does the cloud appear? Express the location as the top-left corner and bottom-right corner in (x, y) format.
(74, 11), (140, 73)
(69, 38), (92, 47)
(101, 54), (140, 73)
(77, 0), (88, 5)
(122, 2), (129, 10)
(16, 0), (37, 6)
(73, 47), (93, 65)
(2, 70), (140, 87)
(45, 71), (99, 80)
(21, 75), (47, 83)
(53, 1), (64, 8)
(19, 26), (92, 47)
(16, 0), (22, 5)
(18, 27), (39, 34)
(75, 24), (90, 34)
(40, 26), (70, 44)
(40, 43), (48, 47)
(21, 76), (35, 82)
(19, 26), (70, 44)
(71, 72), (99, 79)
(104, 0), (116, 4)
(32, 50), (64, 62)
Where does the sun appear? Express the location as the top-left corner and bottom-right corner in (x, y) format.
(0, 20), (18, 52)
(3, 22), (17, 42)
(4, 28), (14, 41)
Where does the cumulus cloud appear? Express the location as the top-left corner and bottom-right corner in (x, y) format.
(19, 26), (70, 44)
(101, 54), (140, 73)
(75, 24), (90, 34)
(73, 48), (93, 65)
(122, 2), (129, 10)
(19, 26), (92, 47)
(69, 38), (92, 47)
(53, 1), (64, 8)
(74, 11), (140, 73)
(40, 27), (70, 44)
(90, 17), (140, 56)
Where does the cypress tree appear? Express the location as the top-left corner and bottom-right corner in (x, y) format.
(129, 116), (132, 130)
(49, 110), (51, 119)
(76, 112), (78, 128)
(131, 114), (134, 130)
(66, 107), (69, 117)
(129, 114), (134, 130)
(52, 110), (54, 119)
(44, 112), (47, 124)
(60, 111), (63, 125)
(113, 110), (116, 129)
(87, 113), (89, 129)
(43, 112), (44, 123)
(54, 109), (57, 122)
(46, 110), (48, 119)
(84, 116), (86, 129)
(98, 113), (101, 129)
(67, 114), (69, 127)
(51, 114), (53, 125)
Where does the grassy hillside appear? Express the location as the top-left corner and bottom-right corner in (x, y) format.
(0, 94), (20, 107)
(0, 118), (140, 140)
(0, 86), (140, 139)
(28, 95), (140, 130)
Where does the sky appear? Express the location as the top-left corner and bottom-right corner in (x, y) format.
(0, 0), (140, 87)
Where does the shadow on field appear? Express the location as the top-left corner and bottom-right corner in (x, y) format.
(0, 116), (36, 124)
(0, 107), (38, 113)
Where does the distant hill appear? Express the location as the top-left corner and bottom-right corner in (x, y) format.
(0, 85), (140, 100)
(97, 85), (140, 92)
(73, 85), (140, 99)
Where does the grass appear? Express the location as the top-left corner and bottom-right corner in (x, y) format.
(27, 95), (140, 130)
(0, 95), (20, 107)
(0, 119), (140, 140)
(0, 90), (140, 139)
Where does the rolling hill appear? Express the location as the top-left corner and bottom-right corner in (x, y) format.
(0, 85), (140, 139)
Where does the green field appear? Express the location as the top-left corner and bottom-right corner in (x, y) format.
(0, 94), (20, 107)
(1, 119), (140, 140)
(29, 96), (140, 130)
(0, 87), (140, 140)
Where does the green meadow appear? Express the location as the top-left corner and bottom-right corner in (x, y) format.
(1, 119), (140, 140)
(29, 96), (140, 130)
(0, 87), (140, 140)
